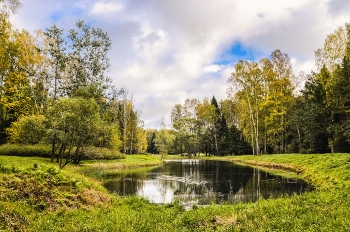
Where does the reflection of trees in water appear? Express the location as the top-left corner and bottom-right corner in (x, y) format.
(103, 160), (312, 205)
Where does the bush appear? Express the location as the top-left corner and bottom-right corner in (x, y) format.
(6, 115), (46, 144)
(0, 144), (125, 160)
(0, 144), (51, 157)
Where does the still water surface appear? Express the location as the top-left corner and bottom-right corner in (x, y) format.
(103, 159), (312, 205)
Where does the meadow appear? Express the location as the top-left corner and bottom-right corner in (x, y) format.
(1, 152), (350, 231)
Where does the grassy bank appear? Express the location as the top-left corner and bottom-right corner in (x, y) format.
(1, 153), (350, 231)
(78, 154), (164, 179)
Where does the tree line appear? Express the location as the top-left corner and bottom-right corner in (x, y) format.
(152, 24), (350, 156)
(146, 97), (251, 157)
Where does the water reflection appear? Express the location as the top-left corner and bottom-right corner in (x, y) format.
(103, 160), (312, 205)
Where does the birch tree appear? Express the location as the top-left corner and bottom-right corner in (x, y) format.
(66, 20), (111, 97)
(315, 24), (348, 71)
(228, 60), (264, 155)
(44, 24), (67, 101)
(264, 50), (294, 153)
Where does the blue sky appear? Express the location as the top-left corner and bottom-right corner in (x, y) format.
(10, 0), (350, 128)
(215, 43), (255, 66)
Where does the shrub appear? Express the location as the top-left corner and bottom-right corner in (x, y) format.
(6, 115), (46, 144)
(0, 144), (51, 157)
(0, 144), (125, 160)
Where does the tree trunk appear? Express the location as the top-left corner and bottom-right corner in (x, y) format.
(296, 125), (301, 152)
(58, 143), (66, 169)
(51, 138), (56, 162)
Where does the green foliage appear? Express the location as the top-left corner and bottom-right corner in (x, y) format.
(0, 143), (51, 157)
(43, 23), (67, 100)
(146, 129), (158, 154)
(93, 123), (122, 150)
(0, 202), (31, 232)
(65, 20), (111, 97)
(0, 143), (125, 162)
(227, 50), (295, 155)
(0, 158), (110, 223)
(294, 73), (330, 153)
(0, 15), (144, 157)
(168, 97), (251, 156)
(6, 114), (46, 144)
(47, 97), (102, 167)
(154, 128), (175, 157)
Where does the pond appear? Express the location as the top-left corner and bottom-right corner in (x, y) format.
(103, 159), (312, 206)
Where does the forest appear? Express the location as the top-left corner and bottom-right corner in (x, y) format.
(148, 24), (350, 156)
(1, 0), (350, 168)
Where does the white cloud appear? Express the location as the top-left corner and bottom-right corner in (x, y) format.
(203, 64), (223, 73)
(90, 1), (123, 14)
(291, 58), (315, 76)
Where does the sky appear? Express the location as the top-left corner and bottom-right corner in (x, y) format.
(10, 0), (350, 129)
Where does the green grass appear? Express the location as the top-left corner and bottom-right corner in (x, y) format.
(1, 153), (350, 231)
(79, 154), (164, 179)
(0, 156), (112, 231)
(82, 146), (126, 160)
(231, 153), (350, 191)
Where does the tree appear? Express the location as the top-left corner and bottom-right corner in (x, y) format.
(65, 20), (111, 97)
(261, 50), (294, 153)
(146, 129), (158, 154)
(0, 0), (21, 15)
(173, 117), (200, 156)
(227, 50), (295, 155)
(0, 18), (39, 143)
(315, 24), (349, 71)
(195, 97), (218, 155)
(46, 97), (101, 168)
(221, 99), (239, 127)
(43, 24), (67, 101)
(171, 98), (201, 156)
(154, 128), (175, 159)
(120, 89), (134, 153)
(93, 123), (122, 150)
(221, 99), (251, 155)
(331, 57), (350, 151)
(311, 23), (350, 152)
(135, 127), (148, 154)
(299, 74), (330, 153)
(227, 123), (252, 155)
(228, 60), (264, 155)
(0, 12), (149, 155)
